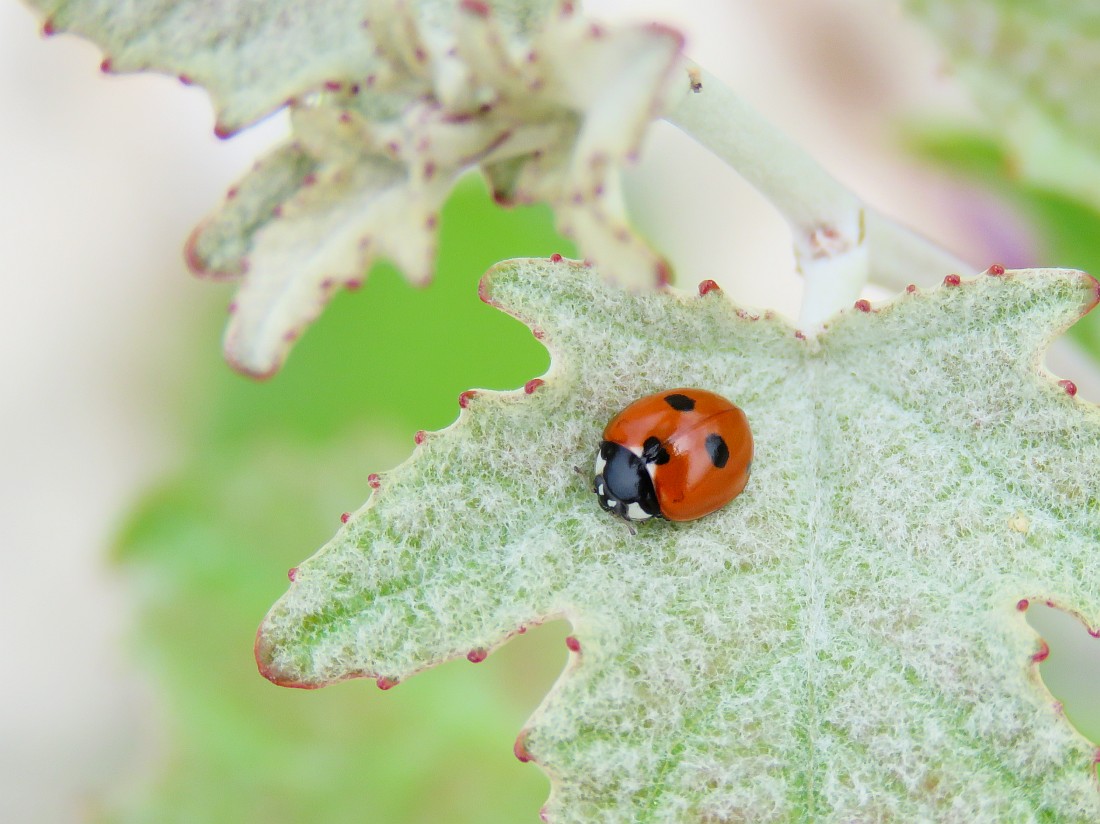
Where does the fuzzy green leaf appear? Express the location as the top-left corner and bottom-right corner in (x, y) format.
(258, 260), (1100, 821)
(29, 0), (683, 376)
(106, 177), (572, 823)
(194, 5), (681, 377)
(30, 0), (382, 135)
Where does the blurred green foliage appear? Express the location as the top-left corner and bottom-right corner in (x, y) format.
(909, 127), (1100, 355)
(109, 176), (575, 823)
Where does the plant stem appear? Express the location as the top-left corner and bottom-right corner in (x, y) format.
(664, 63), (970, 328)
(863, 211), (973, 292)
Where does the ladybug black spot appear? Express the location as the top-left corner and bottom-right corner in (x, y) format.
(642, 436), (670, 465)
(705, 433), (730, 468)
(664, 393), (695, 412)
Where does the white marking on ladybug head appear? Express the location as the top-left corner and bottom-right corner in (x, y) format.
(625, 502), (650, 521)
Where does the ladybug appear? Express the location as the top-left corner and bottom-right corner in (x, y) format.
(592, 389), (753, 522)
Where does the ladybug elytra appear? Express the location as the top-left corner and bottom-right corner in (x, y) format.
(592, 389), (753, 522)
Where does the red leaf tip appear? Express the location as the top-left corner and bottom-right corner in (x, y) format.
(368, 473), (381, 489)
(467, 649), (488, 663)
(986, 263), (1006, 276)
(514, 731), (532, 762)
(698, 279), (720, 296)
(183, 225), (210, 276)
(854, 299), (871, 313)
(565, 636), (581, 653)
(459, 390), (477, 408)
(1017, 598), (1030, 612)
(525, 379), (545, 394)
(287, 567), (298, 582)
(477, 276), (494, 305)
(460, 0), (491, 15)
(414, 430), (427, 445)
(943, 274), (961, 287)
(550, 253), (563, 263)
(656, 260), (672, 288)
(376, 677), (398, 690)
(1032, 641), (1050, 663)
(340, 512), (351, 523)
(1059, 380), (1078, 397)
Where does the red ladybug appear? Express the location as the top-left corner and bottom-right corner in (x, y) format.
(592, 389), (753, 522)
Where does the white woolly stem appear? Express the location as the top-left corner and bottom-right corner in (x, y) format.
(664, 63), (970, 328)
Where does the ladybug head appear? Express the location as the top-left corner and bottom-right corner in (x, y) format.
(592, 441), (661, 522)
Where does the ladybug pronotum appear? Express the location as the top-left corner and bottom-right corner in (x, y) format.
(592, 389), (753, 522)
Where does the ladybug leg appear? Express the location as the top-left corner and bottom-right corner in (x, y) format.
(575, 464), (600, 497)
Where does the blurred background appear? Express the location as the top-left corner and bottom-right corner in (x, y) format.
(3, 1), (1099, 821)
